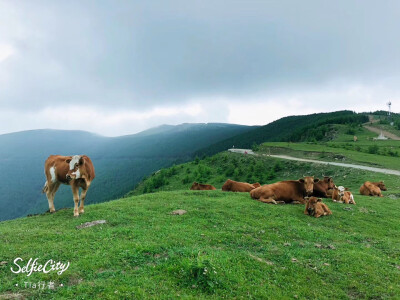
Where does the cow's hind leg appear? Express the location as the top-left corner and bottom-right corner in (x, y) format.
(71, 183), (80, 217)
(46, 182), (60, 213)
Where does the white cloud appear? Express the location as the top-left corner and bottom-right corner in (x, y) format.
(0, 103), (205, 136)
(0, 44), (14, 63)
(227, 83), (399, 126)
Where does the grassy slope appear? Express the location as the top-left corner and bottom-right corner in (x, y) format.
(129, 151), (400, 197)
(1, 190), (400, 299)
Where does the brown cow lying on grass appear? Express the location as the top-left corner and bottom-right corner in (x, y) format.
(250, 176), (319, 204)
(332, 186), (356, 204)
(304, 197), (332, 218)
(190, 182), (216, 190)
(313, 176), (335, 198)
(222, 179), (257, 192)
(359, 181), (387, 197)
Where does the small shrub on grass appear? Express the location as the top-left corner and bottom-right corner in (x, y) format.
(273, 161), (283, 172)
(178, 257), (222, 294)
(225, 165), (235, 177)
(182, 175), (192, 184)
(368, 145), (379, 154)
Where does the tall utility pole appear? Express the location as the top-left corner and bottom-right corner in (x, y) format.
(387, 101), (392, 117)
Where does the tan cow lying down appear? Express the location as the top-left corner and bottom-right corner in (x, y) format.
(359, 181), (387, 197)
(43, 155), (95, 217)
(222, 179), (257, 192)
(190, 182), (216, 190)
(332, 186), (356, 204)
(304, 197), (332, 218)
(250, 176), (320, 204)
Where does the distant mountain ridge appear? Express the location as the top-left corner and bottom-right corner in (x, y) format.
(0, 123), (254, 221)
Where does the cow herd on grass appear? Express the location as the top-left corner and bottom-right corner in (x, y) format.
(42, 154), (387, 218)
(191, 177), (387, 218)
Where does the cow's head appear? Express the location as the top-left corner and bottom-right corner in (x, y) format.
(222, 179), (233, 190)
(377, 181), (387, 191)
(306, 197), (322, 215)
(323, 176), (335, 189)
(191, 182), (199, 189)
(299, 176), (319, 196)
(337, 186), (346, 197)
(65, 155), (84, 182)
(252, 182), (261, 188)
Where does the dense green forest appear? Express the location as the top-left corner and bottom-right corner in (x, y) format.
(194, 111), (369, 157)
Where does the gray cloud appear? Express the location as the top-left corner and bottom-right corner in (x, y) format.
(0, 0), (399, 135)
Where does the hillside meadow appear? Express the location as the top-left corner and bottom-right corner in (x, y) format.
(128, 151), (400, 196)
(1, 188), (399, 299)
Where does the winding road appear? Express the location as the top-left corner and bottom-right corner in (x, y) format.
(268, 154), (400, 176)
(229, 148), (400, 176)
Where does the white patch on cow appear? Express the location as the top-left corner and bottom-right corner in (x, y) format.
(72, 168), (81, 179)
(338, 186), (345, 193)
(69, 155), (81, 170)
(50, 166), (56, 183)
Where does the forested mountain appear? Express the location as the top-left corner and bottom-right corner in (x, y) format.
(194, 111), (369, 156)
(0, 123), (254, 221)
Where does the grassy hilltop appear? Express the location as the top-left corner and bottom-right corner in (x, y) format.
(1, 189), (400, 299)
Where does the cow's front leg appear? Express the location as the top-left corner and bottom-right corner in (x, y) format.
(71, 184), (80, 217)
(294, 197), (307, 204)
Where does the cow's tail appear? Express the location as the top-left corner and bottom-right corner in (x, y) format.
(42, 182), (48, 194)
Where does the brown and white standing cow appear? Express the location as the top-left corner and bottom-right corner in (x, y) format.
(250, 176), (320, 204)
(42, 155), (95, 217)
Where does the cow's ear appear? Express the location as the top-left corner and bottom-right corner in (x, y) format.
(317, 198), (322, 202)
(79, 156), (84, 165)
(299, 178), (305, 183)
(314, 178), (320, 183)
(66, 159), (71, 164)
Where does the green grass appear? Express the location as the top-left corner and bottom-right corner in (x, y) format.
(1, 190), (400, 299)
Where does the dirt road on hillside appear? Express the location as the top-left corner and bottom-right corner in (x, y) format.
(269, 154), (400, 176)
(363, 125), (400, 140)
(229, 149), (400, 176)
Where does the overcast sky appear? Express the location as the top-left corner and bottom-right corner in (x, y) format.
(0, 0), (399, 136)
